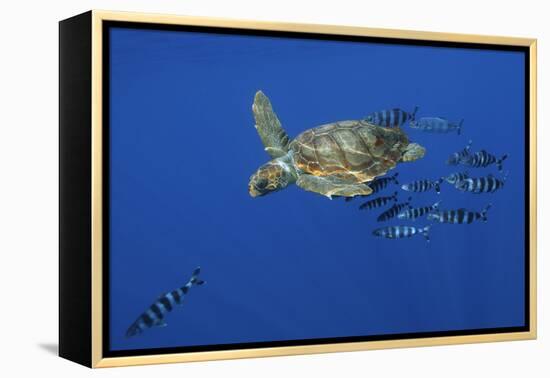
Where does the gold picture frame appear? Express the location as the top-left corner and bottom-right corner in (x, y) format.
(59, 10), (537, 368)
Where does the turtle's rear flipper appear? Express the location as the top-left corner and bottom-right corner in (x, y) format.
(401, 142), (426, 162)
(296, 174), (372, 199)
(252, 91), (291, 159)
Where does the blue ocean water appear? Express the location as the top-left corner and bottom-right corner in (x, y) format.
(108, 27), (526, 351)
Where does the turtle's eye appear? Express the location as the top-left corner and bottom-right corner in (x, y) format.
(255, 178), (268, 190)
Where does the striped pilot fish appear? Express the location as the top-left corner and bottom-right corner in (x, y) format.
(126, 267), (205, 338)
(427, 204), (492, 224)
(369, 172), (399, 194)
(372, 225), (431, 242)
(459, 150), (508, 172)
(401, 178), (443, 194)
(410, 117), (463, 135)
(398, 201), (441, 220)
(343, 173), (398, 202)
(445, 171), (470, 187)
(456, 173), (507, 194)
(377, 197), (412, 222)
(364, 107), (418, 128)
(447, 140), (472, 165)
(359, 192), (398, 210)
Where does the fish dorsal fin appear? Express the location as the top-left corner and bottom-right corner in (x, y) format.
(157, 292), (168, 301)
(252, 91), (291, 159)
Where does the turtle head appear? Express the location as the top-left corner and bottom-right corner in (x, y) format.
(248, 159), (295, 197)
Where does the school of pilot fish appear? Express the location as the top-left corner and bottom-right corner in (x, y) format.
(124, 100), (511, 340)
(355, 106), (509, 243)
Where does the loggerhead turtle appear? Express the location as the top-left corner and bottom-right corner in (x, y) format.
(248, 91), (425, 199)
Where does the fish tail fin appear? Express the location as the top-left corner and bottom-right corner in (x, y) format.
(457, 119), (464, 135)
(481, 204), (492, 222)
(190, 266), (206, 286)
(466, 139), (473, 151)
(392, 191), (398, 201)
(497, 154), (508, 172)
(421, 226), (431, 242)
(392, 172), (399, 184)
(432, 201), (442, 210)
(503, 170), (510, 182)
(358, 202), (368, 210)
(435, 178), (443, 194)
(411, 106), (419, 121)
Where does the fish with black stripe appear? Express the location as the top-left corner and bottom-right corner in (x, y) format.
(364, 107), (418, 128)
(427, 204), (492, 224)
(444, 171), (470, 187)
(446, 140), (472, 165)
(126, 267), (205, 338)
(401, 178), (443, 194)
(456, 172), (508, 194)
(398, 201), (441, 220)
(459, 149), (508, 172)
(377, 197), (412, 222)
(369, 172), (400, 194)
(410, 117), (463, 135)
(372, 225), (431, 242)
(346, 172), (399, 202)
(359, 192), (398, 210)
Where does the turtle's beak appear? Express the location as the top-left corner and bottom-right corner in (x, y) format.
(248, 184), (261, 198)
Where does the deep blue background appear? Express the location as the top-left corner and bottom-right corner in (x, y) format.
(108, 27), (526, 351)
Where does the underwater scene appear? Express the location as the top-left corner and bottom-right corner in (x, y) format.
(108, 26), (527, 352)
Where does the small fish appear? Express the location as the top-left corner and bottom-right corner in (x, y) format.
(125, 267), (205, 338)
(456, 173), (508, 194)
(427, 204), (492, 224)
(359, 192), (398, 210)
(372, 225), (431, 242)
(401, 178), (443, 194)
(364, 107), (418, 128)
(377, 197), (412, 222)
(410, 117), (463, 135)
(459, 150), (508, 172)
(398, 201), (441, 220)
(445, 171), (470, 187)
(369, 172), (399, 194)
(447, 140), (472, 165)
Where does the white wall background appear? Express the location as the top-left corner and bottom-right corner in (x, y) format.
(0, 0), (547, 376)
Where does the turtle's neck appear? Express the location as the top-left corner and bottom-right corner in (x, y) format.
(273, 152), (299, 183)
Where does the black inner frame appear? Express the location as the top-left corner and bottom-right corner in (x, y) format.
(102, 20), (531, 358)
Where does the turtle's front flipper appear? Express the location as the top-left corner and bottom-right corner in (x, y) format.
(252, 91), (291, 159)
(296, 174), (373, 199)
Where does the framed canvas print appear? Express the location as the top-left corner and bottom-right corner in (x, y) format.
(59, 10), (537, 368)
